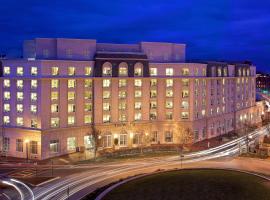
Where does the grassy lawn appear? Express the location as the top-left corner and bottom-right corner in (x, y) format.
(102, 169), (270, 200)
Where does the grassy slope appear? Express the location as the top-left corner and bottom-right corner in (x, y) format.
(103, 169), (270, 200)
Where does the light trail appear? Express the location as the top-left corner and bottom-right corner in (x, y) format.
(2, 180), (24, 200)
(10, 178), (35, 200)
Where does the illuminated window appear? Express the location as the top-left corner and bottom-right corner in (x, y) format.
(165, 100), (173, 109)
(150, 90), (157, 98)
(217, 68), (222, 76)
(166, 90), (173, 97)
(68, 104), (76, 113)
(119, 114), (127, 122)
(4, 104), (10, 112)
(31, 67), (38, 76)
(134, 113), (142, 121)
(202, 68), (206, 76)
(119, 134), (127, 146)
(103, 91), (110, 99)
(51, 79), (59, 88)
(103, 134), (112, 147)
(150, 79), (157, 86)
(119, 91), (127, 99)
(202, 109), (206, 116)
(223, 68), (227, 76)
(16, 117), (23, 126)
(84, 103), (92, 111)
(150, 111), (157, 120)
(68, 91), (75, 101)
(84, 115), (92, 124)
(51, 104), (59, 113)
(119, 102), (126, 110)
(16, 104), (23, 113)
(103, 102), (110, 111)
(85, 79), (92, 87)
(31, 93), (37, 101)
(31, 119), (37, 128)
(119, 67), (128, 76)
(68, 79), (76, 88)
(166, 79), (173, 87)
(135, 102), (142, 110)
(50, 140), (59, 153)
(16, 139), (23, 152)
(119, 79), (127, 87)
(51, 92), (58, 101)
(17, 80), (23, 89)
(67, 137), (76, 151)
(182, 68), (189, 76)
(103, 79), (111, 87)
(134, 65), (143, 76)
(135, 90), (142, 98)
(150, 101), (157, 109)
(51, 67), (59, 76)
(150, 68), (157, 76)
(31, 80), (38, 89)
(3, 66), (10, 75)
(181, 101), (189, 109)
(182, 79), (189, 87)
(4, 91), (10, 100)
(51, 117), (59, 127)
(85, 66), (92, 76)
(134, 79), (142, 87)
(68, 67), (75, 76)
(103, 114), (111, 123)
(17, 67), (23, 76)
(166, 68), (174, 76)
(103, 65), (112, 76)
(3, 116), (10, 124)
(84, 91), (92, 99)
(31, 105), (37, 114)
(181, 112), (189, 119)
(182, 90), (189, 98)
(17, 92), (23, 101)
(68, 116), (75, 125)
(4, 79), (10, 88)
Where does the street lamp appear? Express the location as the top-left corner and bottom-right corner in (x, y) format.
(25, 139), (29, 162)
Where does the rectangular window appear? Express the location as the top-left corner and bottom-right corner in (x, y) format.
(17, 104), (23, 113)
(150, 68), (157, 76)
(30, 141), (38, 154)
(103, 114), (111, 123)
(134, 113), (142, 121)
(84, 91), (92, 99)
(3, 116), (10, 124)
(134, 79), (142, 87)
(16, 117), (23, 126)
(151, 131), (158, 143)
(165, 100), (173, 109)
(84, 135), (93, 149)
(182, 90), (189, 98)
(3, 137), (10, 151)
(51, 67), (59, 76)
(150, 79), (157, 86)
(166, 79), (173, 87)
(51, 79), (59, 88)
(31, 119), (37, 128)
(119, 102), (127, 110)
(84, 115), (92, 124)
(103, 66), (112, 76)
(119, 79), (127, 87)
(85, 66), (92, 76)
(4, 104), (10, 112)
(103, 79), (111, 87)
(135, 90), (142, 98)
(150, 101), (157, 109)
(31, 67), (38, 76)
(119, 91), (127, 99)
(68, 104), (76, 113)
(4, 79), (10, 88)
(103, 135), (112, 148)
(150, 90), (157, 98)
(31, 80), (38, 89)
(31, 93), (37, 102)
(181, 112), (189, 119)
(103, 91), (111, 99)
(182, 79), (189, 87)
(166, 112), (173, 120)
(68, 67), (75, 76)
(50, 140), (59, 153)
(17, 80), (23, 89)
(17, 67), (23, 76)
(51, 104), (59, 113)
(103, 102), (110, 111)
(51, 92), (58, 101)
(182, 68), (189, 76)
(166, 89), (173, 97)
(51, 117), (59, 127)
(85, 79), (92, 87)
(31, 105), (37, 114)
(119, 134), (127, 146)
(16, 139), (23, 152)
(119, 114), (127, 122)
(134, 66), (142, 76)
(17, 92), (24, 101)
(4, 91), (10, 100)
(119, 67), (128, 76)
(3, 66), (10, 75)
(134, 101), (142, 110)
(181, 101), (189, 109)
(84, 103), (92, 111)
(68, 91), (75, 101)
(165, 131), (173, 142)
(68, 79), (76, 88)
(150, 111), (157, 120)
(166, 68), (174, 76)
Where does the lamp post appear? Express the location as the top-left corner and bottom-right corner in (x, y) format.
(25, 139), (29, 162)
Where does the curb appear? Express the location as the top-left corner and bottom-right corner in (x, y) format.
(36, 176), (60, 187)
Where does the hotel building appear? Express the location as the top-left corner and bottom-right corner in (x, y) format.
(0, 38), (263, 159)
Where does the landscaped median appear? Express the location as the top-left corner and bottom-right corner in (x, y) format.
(86, 169), (270, 200)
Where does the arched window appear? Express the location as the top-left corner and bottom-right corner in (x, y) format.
(102, 62), (112, 76)
(134, 62), (143, 76)
(119, 62), (128, 76)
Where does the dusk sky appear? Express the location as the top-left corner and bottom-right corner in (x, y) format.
(0, 0), (269, 72)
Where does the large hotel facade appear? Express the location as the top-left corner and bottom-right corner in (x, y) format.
(0, 38), (263, 159)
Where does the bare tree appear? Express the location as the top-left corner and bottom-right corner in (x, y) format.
(178, 127), (194, 150)
(90, 125), (101, 159)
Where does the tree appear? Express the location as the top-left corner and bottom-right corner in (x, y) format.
(90, 125), (101, 159)
(178, 127), (194, 150)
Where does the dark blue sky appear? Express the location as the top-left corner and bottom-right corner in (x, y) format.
(0, 0), (269, 72)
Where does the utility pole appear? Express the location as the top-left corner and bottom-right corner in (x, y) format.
(51, 159), (54, 177)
